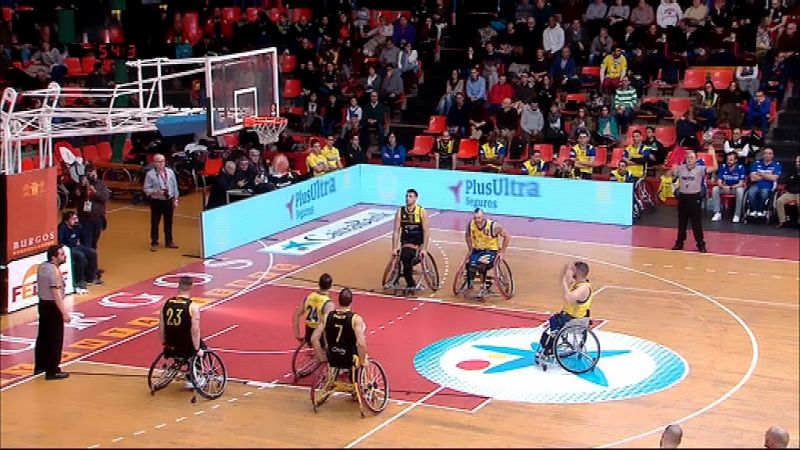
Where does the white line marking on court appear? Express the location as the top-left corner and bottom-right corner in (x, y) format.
(604, 285), (799, 309)
(243, 391), (253, 397)
(469, 397), (493, 414)
(154, 423), (166, 429)
(88, 444), (100, 448)
(663, 265), (673, 268)
(388, 321), (394, 325)
(175, 417), (186, 423)
(212, 404), (222, 409)
(1, 251), (276, 394)
(345, 386), (445, 448)
(132, 430), (145, 436)
(706, 268), (716, 272)
(227, 398), (238, 403)
(749, 272), (760, 276)
(435, 238), (761, 449)
(212, 348), (295, 355)
(684, 266), (694, 270)
(771, 275), (782, 279)
(727, 271), (738, 275)
(431, 227), (798, 263)
(205, 324), (239, 340)
(111, 437), (124, 443)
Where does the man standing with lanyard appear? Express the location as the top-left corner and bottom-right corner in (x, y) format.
(34, 245), (70, 380)
(671, 150), (708, 253)
(143, 154), (180, 252)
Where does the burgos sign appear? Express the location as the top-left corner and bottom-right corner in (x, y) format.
(451, 178), (540, 210)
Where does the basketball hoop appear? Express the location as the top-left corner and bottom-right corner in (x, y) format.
(243, 116), (288, 145)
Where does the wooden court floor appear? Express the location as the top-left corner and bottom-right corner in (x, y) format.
(1, 193), (798, 448)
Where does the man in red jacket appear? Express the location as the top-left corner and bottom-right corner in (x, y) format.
(487, 74), (516, 112)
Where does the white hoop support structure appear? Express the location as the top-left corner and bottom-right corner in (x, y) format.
(243, 116), (288, 145)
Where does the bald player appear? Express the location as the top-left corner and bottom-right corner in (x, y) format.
(659, 424), (683, 448)
(764, 426), (790, 449)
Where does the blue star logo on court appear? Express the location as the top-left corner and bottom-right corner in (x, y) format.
(281, 240), (321, 252)
(414, 327), (688, 404)
(473, 342), (631, 387)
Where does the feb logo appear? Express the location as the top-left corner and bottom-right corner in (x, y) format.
(11, 265), (39, 306)
(414, 328), (687, 404)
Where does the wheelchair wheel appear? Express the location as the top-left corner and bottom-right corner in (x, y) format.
(358, 360), (389, 414)
(381, 253), (400, 291)
(493, 258), (514, 299)
(292, 340), (320, 381)
(554, 325), (600, 374)
(147, 352), (180, 393)
(451, 259), (468, 296)
(310, 364), (333, 412)
(190, 351), (228, 400)
(421, 254), (440, 292)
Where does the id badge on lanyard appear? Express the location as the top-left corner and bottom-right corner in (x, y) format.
(83, 201), (92, 212)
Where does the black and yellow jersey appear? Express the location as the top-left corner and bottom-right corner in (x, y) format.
(162, 296), (193, 351)
(399, 205), (425, 246)
(562, 281), (593, 318)
(303, 291), (331, 329)
(325, 310), (359, 368)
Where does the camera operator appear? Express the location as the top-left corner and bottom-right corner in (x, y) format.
(75, 163), (110, 251)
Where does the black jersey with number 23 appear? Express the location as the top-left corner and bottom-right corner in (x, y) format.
(162, 296), (193, 352)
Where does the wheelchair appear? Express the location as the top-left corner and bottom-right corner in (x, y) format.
(381, 249), (440, 295)
(292, 339), (322, 382)
(534, 317), (600, 374)
(742, 187), (778, 224)
(147, 347), (228, 402)
(633, 177), (657, 220)
(452, 253), (514, 300)
(310, 356), (389, 417)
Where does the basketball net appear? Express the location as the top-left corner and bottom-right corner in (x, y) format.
(243, 116), (288, 144)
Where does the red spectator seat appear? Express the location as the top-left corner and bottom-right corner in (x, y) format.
(281, 54), (298, 74)
(64, 57), (84, 77)
(184, 11), (200, 30)
(636, 97), (661, 121)
(81, 57), (98, 75)
(108, 26), (125, 44)
(283, 79), (302, 99)
(61, 87), (83, 107)
(423, 115), (447, 134)
(455, 139), (479, 161)
(102, 60), (115, 74)
(655, 126), (677, 148)
(290, 7), (313, 23)
(222, 7), (241, 22)
(292, 151), (311, 175)
(122, 139), (134, 161)
(504, 143), (529, 166)
(269, 7), (287, 23)
(592, 146), (608, 168)
(711, 69), (734, 91)
(246, 7), (260, 23)
(626, 124), (648, 144)
(580, 66), (601, 88)
(97, 142), (113, 162)
(668, 98), (692, 119)
(534, 143), (554, 162)
(287, 105), (305, 116)
(608, 147), (625, 168)
(697, 152), (714, 167)
(2, 7), (12, 22)
(223, 133), (240, 148)
(666, 147), (688, 167)
(408, 135), (434, 157)
(556, 145), (572, 164)
(21, 158), (36, 172)
(200, 157), (224, 188)
(82, 145), (99, 163)
(681, 68), (706, 92)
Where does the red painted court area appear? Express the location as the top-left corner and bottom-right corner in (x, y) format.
(87, 284), (549, 411)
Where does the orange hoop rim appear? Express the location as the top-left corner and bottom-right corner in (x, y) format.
(243, 116), (288, 128)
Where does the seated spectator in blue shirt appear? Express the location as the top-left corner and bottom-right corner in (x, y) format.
(57, 211), (101, 291)
(712, 152), (747, 223)
(747, 148), (782, 216)
(466, 68), (487, 103)
(610, 159), (637, 182)
(381, 133), (406, 166)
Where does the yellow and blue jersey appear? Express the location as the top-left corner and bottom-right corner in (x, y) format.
(562, 281), (593, 318)
(469, 219), (500, 251)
